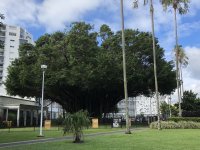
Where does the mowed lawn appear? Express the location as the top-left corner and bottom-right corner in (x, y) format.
(2, 129), (200, 150)
(0, 126), (124, 143)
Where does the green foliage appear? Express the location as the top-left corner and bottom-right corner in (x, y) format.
(150, 121), (179, 129)
(160, 101), (170, 118)
(160, 102), (178, 118)
(181, 90), (200, 111)
(5, 22), (176, 116)
(170, 105), (179, 117)
(63, 110), (90, 143)
(150, 121), (200, 129)
(161, 0), (190, 14)
(167, 117), (200, 122)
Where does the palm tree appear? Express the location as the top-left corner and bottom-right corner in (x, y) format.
(63, 110), (90, 143)
(175, 45), (188, 100)
(120, 0), (131, 134)
(133, 0), (161, 130)
(161, 0), (189, 117)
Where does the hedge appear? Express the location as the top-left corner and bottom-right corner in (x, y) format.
(182, 111), (200, 117)
(167, 117), (200, 122)
(150, 121), (200, 129)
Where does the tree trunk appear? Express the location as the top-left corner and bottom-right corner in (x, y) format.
(120, 0), (131, 134)
(150, 0), (161, 130)
(174, 7), (182, 117)
(179, 63), (184, 100)
(74, 132), (82, 143)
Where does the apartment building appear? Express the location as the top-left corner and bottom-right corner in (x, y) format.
(117, 95), (166, 117)
(0, 25), (34, 95)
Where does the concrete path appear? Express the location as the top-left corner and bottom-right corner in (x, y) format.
(0, 128), (147, 149)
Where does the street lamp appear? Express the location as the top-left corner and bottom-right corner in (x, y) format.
(39, 64), (47, 137)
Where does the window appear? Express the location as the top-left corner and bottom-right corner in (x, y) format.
(20, 28), (25, 39)
(9, 32), (16, 36)
(10, 39), (15, 42)
(9, 26), (17, 29)
(0, 25), (6, 30)
(19, 39), (28, 45)
(0, 37), (5, 42)
(10, 46), (14, 48)
(0, 31), (5, 36)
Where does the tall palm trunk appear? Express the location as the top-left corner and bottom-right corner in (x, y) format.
(120, 0), (131, 134)
(179, 63), (185, 104)
(174, 7), (181, 117)
(179, 63), (184, 100)
(150, 0), (161, 130)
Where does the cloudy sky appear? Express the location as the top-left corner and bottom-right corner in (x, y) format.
(1, 0), (200, 102)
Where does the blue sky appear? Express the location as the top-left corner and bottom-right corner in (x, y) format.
(1, 0), (200, 101)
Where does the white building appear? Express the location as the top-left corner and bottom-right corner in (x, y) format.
(0, 25), (64, 126)
(117, 95), (166, 117)
(0, 24), (34, 95)
(44, 100), (64, 119)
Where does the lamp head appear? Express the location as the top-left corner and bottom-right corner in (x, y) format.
(41, 65), (47, 70)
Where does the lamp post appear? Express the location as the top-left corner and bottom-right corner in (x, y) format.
(39, 64), (47, 137)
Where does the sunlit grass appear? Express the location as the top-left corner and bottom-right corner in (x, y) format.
(0, 125), (126, 143)
(2, 129), (200, 150)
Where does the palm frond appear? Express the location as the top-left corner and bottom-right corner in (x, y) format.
(133, 0), (139, 8)
(160, 0), (190, 14)
(0, 14), (5, 20)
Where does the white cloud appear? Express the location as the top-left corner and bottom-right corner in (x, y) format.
(37, 0), (102, 32)
(0, 0), (38, 27)
(185, 46), (200, 80)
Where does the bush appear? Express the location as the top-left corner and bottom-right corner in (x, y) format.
(63, 110), (90, 143)
(150, 121), (180, 129)
(178, 121), (200, 129)
(167, 117), (200, 122)
(150, 121), (200, 129)
(182, 111), (200, 117)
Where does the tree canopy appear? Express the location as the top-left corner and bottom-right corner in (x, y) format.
(5, 22), (176, 116)
(181, 90), (200, 111)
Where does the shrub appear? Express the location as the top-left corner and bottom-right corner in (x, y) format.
(182, 111), (200, 117)
(150, 121), (200, 129)
(167, 117), (200, 122)
(63, 110), (90, 143)
(150, 121), (180, 129)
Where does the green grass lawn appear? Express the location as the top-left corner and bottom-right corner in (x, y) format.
(0, 126), (124, 143)
(2, 129), (200, 150)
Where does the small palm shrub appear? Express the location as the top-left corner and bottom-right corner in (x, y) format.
(150, 121), (200, 129)
(63, 110), (90, 143)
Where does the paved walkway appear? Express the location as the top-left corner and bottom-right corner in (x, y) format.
(0, 128), (146, 149)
